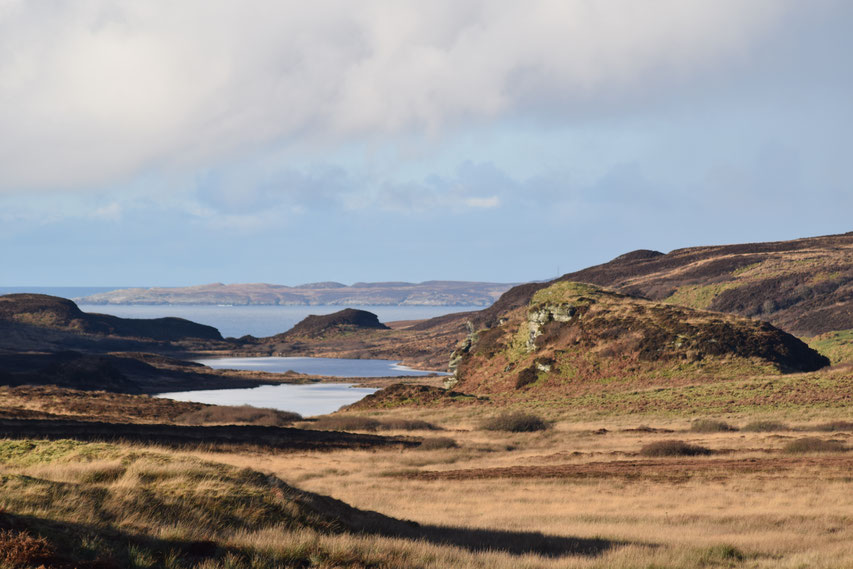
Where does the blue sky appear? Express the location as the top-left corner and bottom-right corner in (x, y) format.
(1, 1), (851, 286)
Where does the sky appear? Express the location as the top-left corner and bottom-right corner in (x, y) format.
(1, 0), (851, 286)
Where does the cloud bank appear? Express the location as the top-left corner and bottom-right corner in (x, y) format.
(0, 0), (788, 191)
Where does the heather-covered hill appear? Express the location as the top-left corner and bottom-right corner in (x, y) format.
(472, 232), (853, 337)
(448, 282), (829, 398)
(277, 308), (389, 340)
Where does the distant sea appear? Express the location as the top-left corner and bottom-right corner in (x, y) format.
(0, 286), (480, 338)
(76, 304), (478, 338)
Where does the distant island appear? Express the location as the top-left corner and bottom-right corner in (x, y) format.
(75, 281), (516, 306)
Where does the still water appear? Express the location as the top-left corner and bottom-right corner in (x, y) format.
(194, 356), (445, 377)
(157, 382), (379, 417)
(76, 304), (477, 338)
(156, 356), (445, 416)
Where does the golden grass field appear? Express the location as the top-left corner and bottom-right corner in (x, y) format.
(2, 370), (853, 569)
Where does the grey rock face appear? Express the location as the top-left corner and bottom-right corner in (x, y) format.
(526, 304), (576, 351)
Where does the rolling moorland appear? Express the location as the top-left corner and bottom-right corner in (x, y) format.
(2, 232), (853, 568)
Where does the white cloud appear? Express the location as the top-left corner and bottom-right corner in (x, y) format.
(91, 202), (122, 221)
(465, 196), (500, 209)
(0, 0), (792, 192)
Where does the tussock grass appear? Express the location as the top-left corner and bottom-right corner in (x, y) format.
(311, 415), (440, 432)
(782, 437), (848, 453)
(698, 544), (746, 564)
(741, 420), (790, 432)
(380, 418), (441, 431)
(417, 437), (459, 450)
(689, 420), (737, 433)
(176, 404), (302, 426)
(812, 420), (853, 432)
(640, 440), (713, 457)
(480, 412), (550, 432)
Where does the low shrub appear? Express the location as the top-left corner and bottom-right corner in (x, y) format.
(813, 420), (853, 432)
(700, 544), (746, 563)
(690, 420), (737, 433)
(514, 366), (538, 389)
(480, 412), (549, 432)
(417, 437), (459, 450)
(0, 530), (55, 568)
(742, 420), (790, 432)
(782, 437), (848, 453)
(312, 415), (382, 432)
(176, 405), (301, 426)
(640, 440), (713, 457)
(377, 419), (440, 431)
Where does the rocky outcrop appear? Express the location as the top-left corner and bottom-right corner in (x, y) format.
(451, 282), (830, 397)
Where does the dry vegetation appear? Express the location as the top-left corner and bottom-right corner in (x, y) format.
(2, 331), (853, 567)
(4, 392), (853, 568)
(190, 405), (853, 569)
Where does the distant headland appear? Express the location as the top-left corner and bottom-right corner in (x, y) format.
(74, 281), (516, 307)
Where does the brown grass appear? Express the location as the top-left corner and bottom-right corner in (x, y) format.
(8, 394), (853, 568)
(197, 405), (853, 568)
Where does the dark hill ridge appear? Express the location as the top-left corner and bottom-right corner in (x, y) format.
(278, 308), (389, 339)
(471, 232), (853, 336)
(0, 293), (222, 342)
(448, 282), (829, 397)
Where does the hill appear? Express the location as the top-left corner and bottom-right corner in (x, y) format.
(75, 280), (515, 306)
(0, 294), (222, 342)
(447, 281), (829, 397)
(275, 308), (389, 340)
(474, 232), (853, 336)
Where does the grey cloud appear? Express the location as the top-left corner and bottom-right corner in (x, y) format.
(0, 0), (802, 192)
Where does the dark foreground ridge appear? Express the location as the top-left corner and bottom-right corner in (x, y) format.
(0, 418), (417, 451)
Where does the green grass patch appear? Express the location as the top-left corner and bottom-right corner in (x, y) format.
(530, 281), (600, 306)
(0, 439), (118, 466)
(806, 329), (853, 365)
(662, 282), (739, 310)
